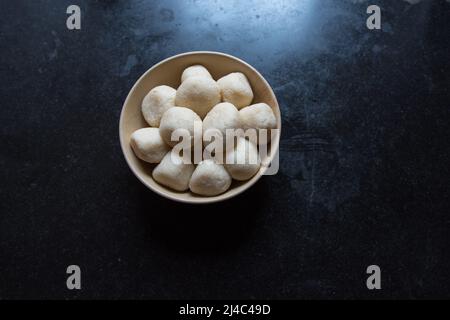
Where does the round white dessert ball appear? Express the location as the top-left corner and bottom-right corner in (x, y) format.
(130, 127), (170, 163)
(152, 151), (195, 192)
(225, 137), (260, 181)
(202, 102), (241, 146)
(189, 160), (232, 196)
(141, 85), (176, 127)
(181, 65), (212, 83)
(175, 76), (221, 118)
(159, 107), (202, 147)
(239, 103), (277, 145)
(217, 72), (253, 109)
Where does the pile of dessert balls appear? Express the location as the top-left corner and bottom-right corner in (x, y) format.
(130, 65), (277, 197)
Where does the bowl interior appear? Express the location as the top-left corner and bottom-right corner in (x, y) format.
(119, 51), (281, 204)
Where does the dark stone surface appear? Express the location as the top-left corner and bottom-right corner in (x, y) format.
(0, 0), (449, 299)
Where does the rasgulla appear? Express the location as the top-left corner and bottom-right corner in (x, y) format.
(130, 128), (170, 163)
(239, 103), (277, 145)
(217, 72), (253, 109)
(181, 65), (212, 83)
(175, 76), (221, 118)
(159, 107), (202, 147)
(225, 137), (260, 181)
(189, 159), (232, 196)
(153, 151), (195, 192)
(141, 85), (176, 127)
(202, 102), (240, 146)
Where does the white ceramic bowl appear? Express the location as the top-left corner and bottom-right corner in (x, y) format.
(119, 51), (281, 204)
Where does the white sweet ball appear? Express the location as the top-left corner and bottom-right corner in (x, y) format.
(130, 128), (170, 163)
(225, 137), (260, 181)
(159, 107), (202, 147)
(217, 72), (253, 109)
(141, 85), (176, 127)
(189, 160), (232, 196)
(175, 76), (221, 118)
(181, 65), (212, 83)
(202, 102), (241, 145)
(153, 151), (195, 192)
(239, 103), (277, 145)
(240, 103), (277, 130)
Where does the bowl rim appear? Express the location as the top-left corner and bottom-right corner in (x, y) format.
(119, 51), (281, 204)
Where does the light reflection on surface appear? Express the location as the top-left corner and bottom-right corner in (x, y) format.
(125, 0), (318, 67)
(176, 0), (316, 59)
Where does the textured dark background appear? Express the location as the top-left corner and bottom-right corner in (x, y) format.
(0, 0), (449, 299)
